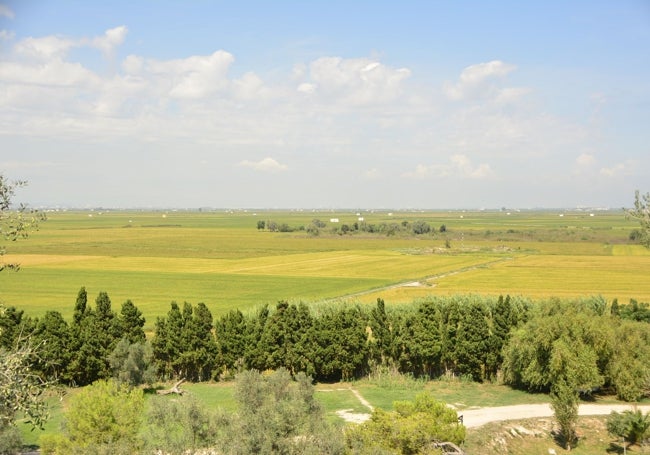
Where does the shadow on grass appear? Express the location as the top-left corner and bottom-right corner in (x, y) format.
(551, 429), (579, 452)
(606, 442), (625, 454)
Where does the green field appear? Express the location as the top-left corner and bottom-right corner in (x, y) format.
(2, 209), (649, 328)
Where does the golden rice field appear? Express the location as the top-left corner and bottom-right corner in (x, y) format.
(1, 209), (648, 328)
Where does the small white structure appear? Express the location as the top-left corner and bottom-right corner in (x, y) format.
(330, 218), (339, 223)
(358, 217), (364, 221)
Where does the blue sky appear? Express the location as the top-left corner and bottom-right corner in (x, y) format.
(1, 1), (649, 208)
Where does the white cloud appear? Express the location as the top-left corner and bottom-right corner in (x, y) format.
(444, 60), (516, 100)
(233, 72), (269, 100)
(15, 35), (76, 60)
(576, 153), (595, 167)
(0, 4), (14, 19)
(305, 56), (411, 105)
(0, 59), (100, 87)
(0, 29), (14, 41)
(155, 50), (234, 99)
(239, 157), (288, 172)
(297, 82), (316, 94)
(402, 155), (493, 180)
(600, 160), (637, 177)
(90, 25), (127, 55)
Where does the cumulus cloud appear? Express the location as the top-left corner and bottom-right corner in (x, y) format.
(303, 56), (411, 105)
(90, 25), (128, 56)
(444, 60), (516, 100)
(402, 155), (493, 180)
(156, 50), (234, 99)
(239, 157), (288, 172)
(14, 35), (76, 60)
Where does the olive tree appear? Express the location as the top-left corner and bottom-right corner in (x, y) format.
(0, 174), (43, 271)
(0, 175), (49, 453)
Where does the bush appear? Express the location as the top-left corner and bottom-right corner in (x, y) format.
(42, 380), (143, 454)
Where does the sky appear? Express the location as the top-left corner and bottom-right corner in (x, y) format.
(0, 1), (649, 209)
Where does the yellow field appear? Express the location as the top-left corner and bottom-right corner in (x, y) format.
(1, 209), (648, 326)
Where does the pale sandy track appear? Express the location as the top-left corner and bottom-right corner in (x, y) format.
(321, 387), (650, 428)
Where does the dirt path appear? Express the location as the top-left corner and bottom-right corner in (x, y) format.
(324, 256), (513, 303)
(326, 386), (650, 428)
(461, 403), (650, 428)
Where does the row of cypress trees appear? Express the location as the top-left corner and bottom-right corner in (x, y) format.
(1, 289), (648, 396)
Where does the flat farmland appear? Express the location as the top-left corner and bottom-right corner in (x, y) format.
(1, 209), (648, 327)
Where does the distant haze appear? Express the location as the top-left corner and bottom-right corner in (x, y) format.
(1, 1), (648, 209)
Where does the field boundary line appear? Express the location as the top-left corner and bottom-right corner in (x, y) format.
(323, 256), (515, 302)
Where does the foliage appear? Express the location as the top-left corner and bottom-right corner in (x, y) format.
(0, 336), (49, 431)
(108, 338), (156, 386)
(626, 190), (650, 248)
(606, 320), (650, 401)
(217, 368), (344, 454)
(31, 311), (71, 381)
(41, 379), (144, 455)
(618, 298), (650, 323)
(607, 408), (650, 449)
(502, 297), (650, 403)
(345, 392), (465, 454)
(550, 376), (580, 449)
(0, 174), (44, 272)
(144, 394), (217, 455)
(152, 301), (218, 381)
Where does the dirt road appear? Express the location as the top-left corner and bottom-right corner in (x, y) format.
(328, 386), (650, 428)
(461, 403), (650, 428)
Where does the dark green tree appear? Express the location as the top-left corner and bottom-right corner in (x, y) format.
(0, 306), (33, 349)
(368, 298), (394, 367)
(68, 291), (121, 385)
(455, 300), (490, 381)
(72, 286), (88, 326)
(313, 306), (368, 381)
(119, 299), (146, 344)
(393, 301), (443, 377)
(486, 295), (515, 379)
(31, 310), (71, 381)
(180, 302), (218, 381)
(243, 305), (270, 371)
(152, 302), (185, 379)
(260, 301), (315, 375)
(411, 220), (431, 235)
(215, 309), (249, 378)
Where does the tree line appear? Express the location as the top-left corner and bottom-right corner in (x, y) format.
(1, 290), (649, 401)
(257, 218), (447, 237)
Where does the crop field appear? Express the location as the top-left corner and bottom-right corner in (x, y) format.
(1, 209), (649, 328)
